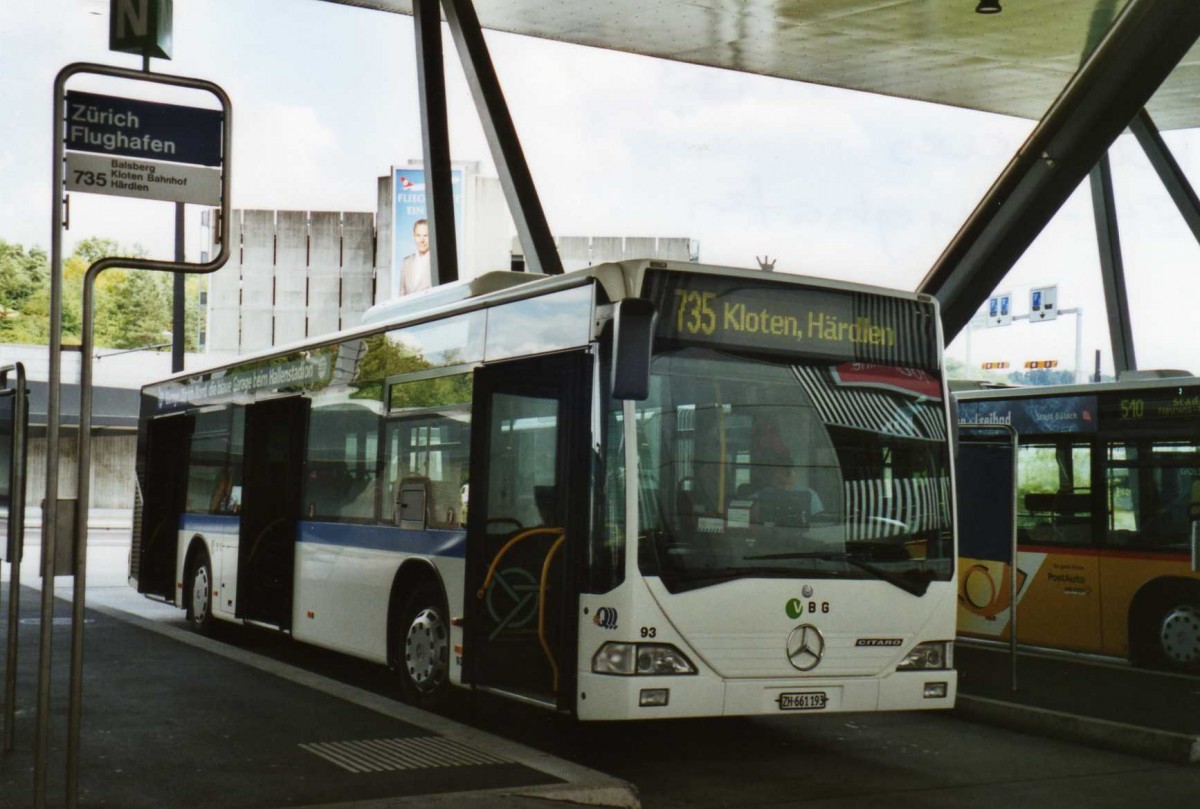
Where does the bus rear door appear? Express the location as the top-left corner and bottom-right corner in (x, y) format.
(464, 352), (591, 710)
(137, 413), (193, 599)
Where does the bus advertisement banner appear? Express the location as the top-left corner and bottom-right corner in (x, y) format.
(956, 439), (1026, 635)
(957, 395), (1097, 435)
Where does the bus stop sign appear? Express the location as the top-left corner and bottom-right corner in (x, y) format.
(110, 0), (173, 60)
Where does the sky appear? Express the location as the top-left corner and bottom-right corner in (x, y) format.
(4, 0), (1200, 379)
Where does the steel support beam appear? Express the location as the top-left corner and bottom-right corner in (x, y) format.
(1130, 109), (1200, 246)
(919, 0), (1200, 339)
(442, 0), (562, 275)
(1089, 155), (1137, 374)
(414, 0), (459, 286)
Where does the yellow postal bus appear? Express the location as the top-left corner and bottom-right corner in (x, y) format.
(956, 375), (1200, 670)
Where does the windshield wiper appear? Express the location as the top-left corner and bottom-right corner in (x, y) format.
(663, 566), (820, 592)
(741, 551), (935, 597)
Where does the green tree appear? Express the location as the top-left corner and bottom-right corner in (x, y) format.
(0, 240), (50, 341)
(96, 270), (172, 349)
(74, 237), (145, 264)
(0, 237), (205, 350)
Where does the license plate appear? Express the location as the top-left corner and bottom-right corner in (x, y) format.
(778, 691), (828, 711)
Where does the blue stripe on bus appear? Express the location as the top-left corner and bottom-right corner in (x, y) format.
(298, 520), (467, 558)
(176, 513), (466, 559)
(179, 513), (240, 534)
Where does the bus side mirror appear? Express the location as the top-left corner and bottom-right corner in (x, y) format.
(611, 298), (657, 401)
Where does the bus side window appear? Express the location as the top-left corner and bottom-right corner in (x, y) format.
(304, 402), (381, 522)
(1017, 441), (1092, 547)
(1107, 441), (1200, 550)
(383, 372), (473, 531)
(185, 408), (244, 516)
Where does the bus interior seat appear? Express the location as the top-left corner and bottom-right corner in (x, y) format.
(397, 476), (432, 528)
(1022, 491), (1092, 546)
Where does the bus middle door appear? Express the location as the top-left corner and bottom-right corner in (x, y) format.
(464, 352), (591, 711)
(236, 395), (310, 629)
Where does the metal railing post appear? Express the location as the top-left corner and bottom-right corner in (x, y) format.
(2, 363), (28, 754)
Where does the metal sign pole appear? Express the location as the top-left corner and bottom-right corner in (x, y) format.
(2, 363), (28, 754)
(35, 65), (71, 809)
(1006, 425), (1019, 692)
(49, 62), (232, 809)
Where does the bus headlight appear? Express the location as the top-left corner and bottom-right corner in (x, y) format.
(592, 642), (697, 675)
(897, 641), (953, 671)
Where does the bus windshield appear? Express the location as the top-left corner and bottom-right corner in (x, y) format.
(634, 346), (953, 594)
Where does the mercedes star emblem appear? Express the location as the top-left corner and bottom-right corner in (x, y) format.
(786, 624), (825, 671)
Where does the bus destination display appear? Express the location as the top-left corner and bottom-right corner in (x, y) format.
(643, 270), (936, 367)
(1100, 386), (1200, 433)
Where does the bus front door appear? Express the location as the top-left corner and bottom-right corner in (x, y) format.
(464, 352), (591, 710)
(236, 396), (310, 629)
(137, 413), (194, 599)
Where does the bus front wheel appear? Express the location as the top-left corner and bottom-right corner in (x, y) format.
(187, 549), (215, 635)
(397, 583), (450, 709)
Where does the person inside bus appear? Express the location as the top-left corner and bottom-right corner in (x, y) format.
(747, 418), (825, 523)
(752, 464), (819, 528)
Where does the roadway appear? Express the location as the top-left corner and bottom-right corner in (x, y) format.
(3, 530), (1200, 808)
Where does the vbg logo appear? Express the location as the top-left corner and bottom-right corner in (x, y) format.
(785, 598), (804, 620)
(594, 607), (619, 630)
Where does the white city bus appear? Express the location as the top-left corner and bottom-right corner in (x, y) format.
(131, 260), (958, 719)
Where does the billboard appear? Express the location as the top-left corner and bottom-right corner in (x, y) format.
(392, 167), (465, 298)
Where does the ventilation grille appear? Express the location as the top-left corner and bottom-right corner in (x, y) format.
(300, 736), (512, 774)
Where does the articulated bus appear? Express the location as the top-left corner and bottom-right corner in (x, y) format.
(956, 376), (1200, 670)
(131, 260), (958, 719)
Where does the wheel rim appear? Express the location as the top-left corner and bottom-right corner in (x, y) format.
(405, 607), (448, 693)
(1160, 604), (1200, 665)
(192, 565), (210, 624)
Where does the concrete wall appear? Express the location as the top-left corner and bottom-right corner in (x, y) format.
(524, 235), (699, 272)
(20, 433), (137, 510)
(206, 209), (377, 354)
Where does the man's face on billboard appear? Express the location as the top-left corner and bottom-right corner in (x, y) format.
(413, 222), (430, 255)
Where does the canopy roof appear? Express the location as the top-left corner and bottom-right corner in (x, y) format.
(323, 0), (1200, 129)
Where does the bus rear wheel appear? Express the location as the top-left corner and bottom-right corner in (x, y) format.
(1158, 603), (1200, 670)
(397, 584), (450, 709)
(187, 550), (215, 635)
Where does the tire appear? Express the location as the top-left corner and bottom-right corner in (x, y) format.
(187, 549), (215, 635)
(1155, 601), (1200, 671)
(396, 583), (451, 709)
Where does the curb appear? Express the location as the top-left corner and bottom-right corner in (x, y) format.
(955, 694), (1200, 765)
